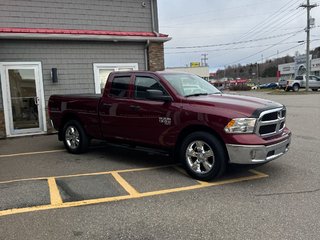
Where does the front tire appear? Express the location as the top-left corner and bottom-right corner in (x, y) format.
(312, 89), (318, 92)
(179, 132), (227, 181)
(62, 120), (89, 154)
(293, 84), (299, 92)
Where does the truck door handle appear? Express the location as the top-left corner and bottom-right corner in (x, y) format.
(102, 103), (112, 108)
(129, 105), (141, 111)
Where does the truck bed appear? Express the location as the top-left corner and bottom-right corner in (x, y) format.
(49, 94), (102, 139)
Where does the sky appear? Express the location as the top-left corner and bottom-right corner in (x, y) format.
(157, 0), (320, 72)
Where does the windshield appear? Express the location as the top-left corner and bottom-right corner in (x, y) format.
(161, 73), (221, 97)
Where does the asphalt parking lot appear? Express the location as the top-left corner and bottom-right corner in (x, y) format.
(0, 91), (319, 240)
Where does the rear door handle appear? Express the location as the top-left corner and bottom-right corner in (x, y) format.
(102, 103), (112, 108)
(129, 105), (141, 111)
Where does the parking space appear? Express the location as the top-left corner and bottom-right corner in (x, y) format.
(0, 149), (267, 216)
(0, 179), (50, 211)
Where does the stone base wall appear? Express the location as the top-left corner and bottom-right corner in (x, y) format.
(148, 42), (165, 71)
(0, 111), (6, 138)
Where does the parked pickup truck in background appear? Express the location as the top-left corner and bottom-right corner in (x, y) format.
(286, 75), (320, 92)
(49, 71), (291, 180)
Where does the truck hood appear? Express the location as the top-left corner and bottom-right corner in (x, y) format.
(186, 93), (283, 117)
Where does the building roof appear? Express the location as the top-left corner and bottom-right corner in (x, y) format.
(0, 27), (171, 42)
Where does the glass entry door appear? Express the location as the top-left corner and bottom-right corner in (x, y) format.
(1, 63), (46, 136)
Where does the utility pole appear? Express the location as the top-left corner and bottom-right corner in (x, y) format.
(256, 62), (259, 88)
(201, 54), (208, 67)
(300, 0), (318, 92)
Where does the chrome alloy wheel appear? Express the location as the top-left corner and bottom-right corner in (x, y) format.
(185, 140), (215, 174)
(65, 126), (80, 150)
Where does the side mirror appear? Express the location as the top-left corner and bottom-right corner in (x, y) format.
(146, 89), (172, 102)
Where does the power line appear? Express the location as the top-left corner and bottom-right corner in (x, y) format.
(210, 25), (320, 63)
(204, 6), (307, 63)
(165, 41), (306, 55)
(169, 26), (306, 42)
(263, 43), (305, 60)
(252, 9), (305, 40)
(213, 42), (306, 69)
(165, 30), (304, 49)
(225, 30), (303, 65)
(211, 36), (320, 69)
(234, 0), (302, 41)
(259, 39), (320, 60)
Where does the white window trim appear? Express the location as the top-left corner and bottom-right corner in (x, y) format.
(93, 63), (138, 94)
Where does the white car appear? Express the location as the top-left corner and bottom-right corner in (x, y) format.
(286, 75), (320, 92)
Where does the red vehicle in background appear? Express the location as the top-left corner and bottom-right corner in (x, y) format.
(229, 78), (248, 85)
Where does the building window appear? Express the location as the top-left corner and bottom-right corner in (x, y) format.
(93, 63), (138, 94)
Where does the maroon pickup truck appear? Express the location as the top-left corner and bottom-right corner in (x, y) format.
(48, 71), (291, 180)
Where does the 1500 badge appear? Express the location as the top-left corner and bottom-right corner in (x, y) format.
(159, 117), (171, 126)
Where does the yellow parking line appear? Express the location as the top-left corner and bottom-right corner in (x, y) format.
(0, 169), (268, 217)
(249, 169), (269, 177)
(47, 178), (63, 205)
(111, 172), (139, 196)
(0, 149), (65, 158)
(0, 164), (178, 185)
(140, 173), (268, 196)
(173, 166), (209, 185)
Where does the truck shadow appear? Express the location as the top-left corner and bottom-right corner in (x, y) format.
(87, 140), (256, 180)
(86, 139), (176, 166)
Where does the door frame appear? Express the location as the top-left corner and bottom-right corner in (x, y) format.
(93, 63), (138, 94)
(0, 62), (47, 137)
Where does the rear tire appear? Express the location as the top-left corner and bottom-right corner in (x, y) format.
(179, 131), (226, 181)
(312, 89), (318, 92)
(62, 120), (89, 154)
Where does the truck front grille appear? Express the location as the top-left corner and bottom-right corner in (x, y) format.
(256, 107), (286, 137)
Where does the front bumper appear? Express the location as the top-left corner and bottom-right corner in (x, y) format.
(226, 133), (291, 164)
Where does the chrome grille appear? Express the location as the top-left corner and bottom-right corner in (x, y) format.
(256, 107), (286, 137)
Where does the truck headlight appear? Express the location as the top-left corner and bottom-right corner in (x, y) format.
(224, 118), (256, 134)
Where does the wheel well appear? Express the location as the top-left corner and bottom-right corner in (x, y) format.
(175, 125), (229, 161)
(58, 113), (82, 141)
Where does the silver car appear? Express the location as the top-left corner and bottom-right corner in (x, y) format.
(286, 75), (320, 92)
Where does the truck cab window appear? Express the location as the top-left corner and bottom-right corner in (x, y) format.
(134, 76), (168, 99)
(109, 76), (131, 98)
